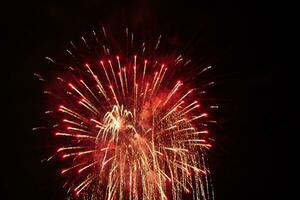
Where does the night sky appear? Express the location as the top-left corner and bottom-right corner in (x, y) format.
(3, 0), (276, 200)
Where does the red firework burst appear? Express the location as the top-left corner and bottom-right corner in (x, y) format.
(34, 26), (216, 200)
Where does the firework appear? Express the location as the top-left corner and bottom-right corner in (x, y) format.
(35, 26), (215, 200)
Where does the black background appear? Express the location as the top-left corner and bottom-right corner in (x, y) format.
(3, 0), (277, 199)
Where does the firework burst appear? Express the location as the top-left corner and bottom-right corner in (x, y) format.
(35, 26), (216, 200)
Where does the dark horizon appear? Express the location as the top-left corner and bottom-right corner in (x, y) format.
(3, 0), (276, 200)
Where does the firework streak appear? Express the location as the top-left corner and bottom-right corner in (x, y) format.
(35, 27), (215, 200)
